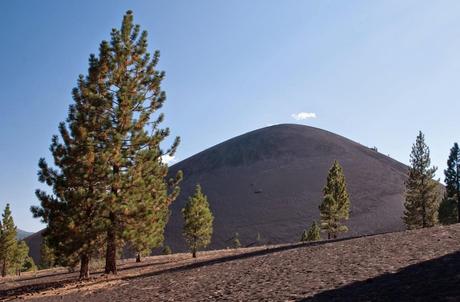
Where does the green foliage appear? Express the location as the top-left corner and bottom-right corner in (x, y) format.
(438, 197), (458, 225)
(0, 204), (18, 276)
(439, 143), (460, 224)
(403, 132), (440, 229)
(302, 221), (321, 241)
(11, 241), (31, 275)
(182, 185), (214, 258)
(22, 256), (36, 273)
(0, 205), (34, 276)
(233, 232), (241, 249)
(319, 161), (350, 239)
(162, 245), (172, 255)
(31, 11), (182, 276)
(39, 239), (56, 269)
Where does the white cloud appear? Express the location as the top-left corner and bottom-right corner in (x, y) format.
(291, 112), (317, 120)
(161, 154), (177, 165)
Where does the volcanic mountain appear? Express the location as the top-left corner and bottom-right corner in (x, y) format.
(25, 124), (408, 262)
(163, 124), (408, 252)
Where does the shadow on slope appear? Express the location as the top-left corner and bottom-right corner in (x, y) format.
(302, 250), (460, 302)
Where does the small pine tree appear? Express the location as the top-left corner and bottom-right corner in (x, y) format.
(162, 245), (172, 255)
(300, 230), (309, 242)
(438, 198), (457, 225)
(256, 232), (262, 244)
(306, 221), (321, 242)
(319, 161), (350, 239)
(40, 239), (56, 269)
(233, 233), (241, 249)
(11, 241), (30, 276)
(439, 143), (460, 224)
(0, 204), (18, 277)
(403, 132), (439, 229)
(182, 185), (214, 258)
(22, 256), (36, 273)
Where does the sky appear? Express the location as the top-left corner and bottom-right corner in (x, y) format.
(1, 0), (460, 232)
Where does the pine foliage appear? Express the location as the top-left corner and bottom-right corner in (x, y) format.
(0, 204), (17, 277)
(182, 185), (213, 258)
(302, 221), (321, 242)
(31, 11), (182, 276)
(319, 161), (350, 239)
(439, 143), (460, 224)
(403, 132), (439, 229)
(0, 205), (34, 276)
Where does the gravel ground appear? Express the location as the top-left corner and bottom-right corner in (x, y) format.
(3, 224), (460, 301)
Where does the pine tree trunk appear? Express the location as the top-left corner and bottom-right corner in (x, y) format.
(105, 223), (117, 274)
(136, 253), (141, 263)
(79, 254), (90, 279)
(192, 249), (196, 258)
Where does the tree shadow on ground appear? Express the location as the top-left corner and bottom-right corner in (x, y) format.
(301, 250), (460, 302)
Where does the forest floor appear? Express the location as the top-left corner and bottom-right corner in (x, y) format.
(1, 224), (460, 301)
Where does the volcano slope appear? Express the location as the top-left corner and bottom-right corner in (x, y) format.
(164, 123), (408, 252)
(25, 123), (408, 261)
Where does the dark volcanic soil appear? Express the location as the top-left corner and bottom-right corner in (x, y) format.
(5, 224), (460, 301)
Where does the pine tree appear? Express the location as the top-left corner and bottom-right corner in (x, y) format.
(233, 232), (241, 249)
(31, 46), (111, 278)
(182, 185), (213, 258)
(439, 143), (460, 224)
(403, 131), (440, 229)
(319, 161), (350, 239)
(32, 11), (182, 276)
(39, 239), (56, 269)
(0, 204), (17, 277)
(11, 241), (29, 276)
(97, 11), (182, 274)
(306, 221), (321, 242)
(300, 229), (309, 242)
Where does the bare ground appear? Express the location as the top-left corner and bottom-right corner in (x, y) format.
(3, 224), (460, 301)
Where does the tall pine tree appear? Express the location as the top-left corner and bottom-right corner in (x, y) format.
(0, 204), (18, 277)
(98, 11), (182, 274)
(403, 131), (439, 229)
(182, 185), (214, 258)
(438, 143), (460, 224)
(319, 161), (350, 239)
(32, 45), (112, 278)
(32, 11), (182, 276)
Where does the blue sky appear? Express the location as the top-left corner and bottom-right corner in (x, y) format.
(1, 1), (460, 232)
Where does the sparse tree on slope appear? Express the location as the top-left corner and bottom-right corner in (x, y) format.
(403, 131), (439, 229)
(0, 204), (17, 277)
(182, 185), (213, 258)
(439, 143), (460, 224)
(319, 161), (350, 239)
